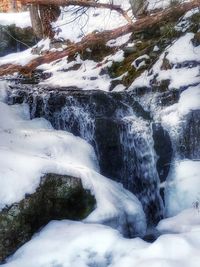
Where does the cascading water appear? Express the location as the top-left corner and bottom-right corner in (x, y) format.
(119, 116), (164, 224)
(7, 85), (167, 226)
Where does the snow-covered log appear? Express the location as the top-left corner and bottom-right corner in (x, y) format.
(0, 0), (199, 77)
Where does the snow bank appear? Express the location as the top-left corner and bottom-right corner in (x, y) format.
(3, 218), (200, 267)
(0, 12), (31, 28)
(0, 81), (146, 236)
(165, 160), (200, 217)
(157, 208), (200, 234)
(161, 84), (200, 127)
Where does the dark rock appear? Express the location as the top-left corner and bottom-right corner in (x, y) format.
(0, 24), (37, 57)
(94, 117), (123, 182)
(0, 173), (95, 263)
(152, 123), (173, 201)
(178, 110), (200, 159)
(123, 46), (137, 56)
(161, 54), (172, 70)
(156, 89), (180, 106)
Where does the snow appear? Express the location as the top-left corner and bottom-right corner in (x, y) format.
(165, 160), (200, 217)
(178, 85), (200, 115)
(40, 56), (111, 91)
(0, 4), (200, 266)
(39, 48), (126, 90)
(147, 0), (187, 11)
(106, 33), (132, 47)
(112, 84), (126, 92)
(166, 33), (200, 63)
(3, 217), (200, 267)
(132, 54), (150, 70)
(130, 32), (200, 94)
(53, 0), (131, 43)
(161, 84), (200, 127)
(157, 208), (200, 234)
(147, 0), (172, 11)
(0, 12), (31, 28)
(0, 48), (38, 66)
(0, 81), (146, 236)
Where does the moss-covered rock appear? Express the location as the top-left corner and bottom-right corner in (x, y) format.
(0, 173), (95, 263)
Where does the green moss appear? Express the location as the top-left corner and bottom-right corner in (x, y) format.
(190, 12), (200, 25)
(160, 23), (180, 39)
(80, 44), (114, 62)
(107, 39), (157, 87)
(169, 0), (181, 7)
(189, 12), (200, 33)
(122, 68), (144, 87)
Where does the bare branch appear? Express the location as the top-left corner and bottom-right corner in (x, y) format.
(20, 0), (133, 24)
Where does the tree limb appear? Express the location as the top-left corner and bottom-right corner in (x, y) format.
(0, 0), (199, 77)
(20, 0), (133, 24)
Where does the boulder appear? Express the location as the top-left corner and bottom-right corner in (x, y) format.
(0, 173), (95, 263)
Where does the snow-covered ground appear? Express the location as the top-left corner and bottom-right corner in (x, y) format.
(165, 160), (200, 217)
(130, 32), (200, 90)
(3, 208), (200, 267)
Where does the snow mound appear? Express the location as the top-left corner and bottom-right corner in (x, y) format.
(157, 208), (200, 234)
(3, 218), (200, 267)
(165, 160), (200, 216)
(0, 81), (146, 236)
(0, 48), (38, 66)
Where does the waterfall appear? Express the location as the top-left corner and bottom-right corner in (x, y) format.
(7, 86), (166, 226)
(120, 116), (164, 224)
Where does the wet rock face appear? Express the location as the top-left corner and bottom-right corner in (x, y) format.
(152, 123), (172, 183)
(0, 173), (95, 263)
(178, 110), (200, 159)
(0, 25), (37, 56)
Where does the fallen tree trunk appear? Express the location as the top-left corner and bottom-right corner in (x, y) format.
(0, 0), (199, 77)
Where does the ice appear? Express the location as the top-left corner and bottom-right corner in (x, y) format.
(0, 81), (146, 236)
